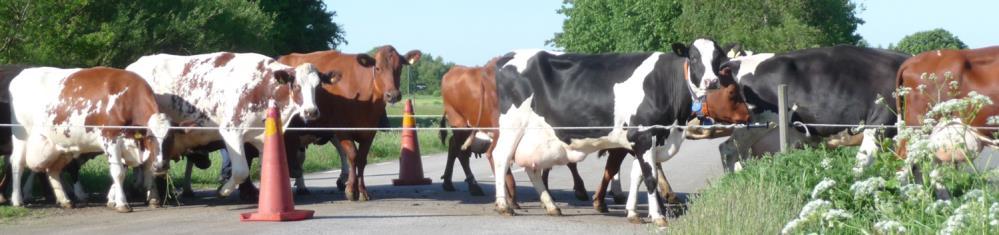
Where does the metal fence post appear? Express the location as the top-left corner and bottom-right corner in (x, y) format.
(778, 84), (788, 153)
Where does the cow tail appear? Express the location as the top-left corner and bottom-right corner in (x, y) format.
(439, 113), (449, 146)
(895, 62), (909, 125)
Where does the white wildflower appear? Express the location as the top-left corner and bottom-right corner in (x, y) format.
(820, 158), (832, 170)
(894, 87), (913, 98)
(782, 199), (848, 234)
(782, 218), (804, 235)
(850, 177), (886, 199)
(930, 169), (942, 183)
(989, 202), (999, 226)
(874, 220), (907, 234)
(875, 95), (886, 106)
(905, 137), (932, 164)
(799, 199), (831, 218)
(811, 178), (836, 199)
(941, 203), (972, 235)
(915, 84), (926, 94)
(968, 91), (994, 106)
(823, 209), (852, 221)
(962, 189), (985, 203)
(987, 116), (999, 126)
(895, 168), (910, 185)
(900, 184), (926, 202)
(949, 80), (960, 90)
(926, 200), (952, 214)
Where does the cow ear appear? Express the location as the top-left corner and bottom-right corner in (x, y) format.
(274, 70), (295, 84)
(672, 43), (689, 57)
(321, 70), (341, 84)
(357, 54), (376, 68)
(725, 44), (743, 57)
(403, 50), (422, 65)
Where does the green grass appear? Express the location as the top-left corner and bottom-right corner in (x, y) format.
(72, 130), (447, 196)
(667, 146), (999, 234)
(0, 206), (31, 221)
(386, 94), (444, 116)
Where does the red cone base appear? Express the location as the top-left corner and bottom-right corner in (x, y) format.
(240, 102), (314, 221)
(393, 99), (432, 186)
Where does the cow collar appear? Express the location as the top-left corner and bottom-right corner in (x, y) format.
(683, 59), (710, 120)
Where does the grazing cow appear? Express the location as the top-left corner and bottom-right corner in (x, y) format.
(492, 38), (750, 226)
(8, 67), (173, 212)
(438, 59), (591, 202)
(276, 45), (420, 201)
(126, 52), (334, 197)
(897, 47), (999, 162)
(717, 46), (909, 173)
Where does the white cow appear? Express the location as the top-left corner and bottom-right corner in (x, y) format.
(126, 52), (332, 197)
(8, 67), (172, 212)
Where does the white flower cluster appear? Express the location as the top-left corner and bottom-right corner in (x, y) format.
(875, 94), (886, 106)
(925, 200), (953, 214)
(989, 202), (999, 226)
(940, 203), (972, 235)
(988, 116), (999, 126)
(900, 184), (926, 202)
(820, 158), (832, 170)
(782, 200), (829, 234)
(962, 189), (985, 203)
(850, 177), (886, 199)
(927, 91), (994, 120)
(874, 220), (907, 234)
(811, 178), (836, 199)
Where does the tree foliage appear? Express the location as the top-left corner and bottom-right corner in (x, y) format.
(401, 53), (454, 96)
(890, 28), (967, 55)
(0, 0), (345, 68)
(550, 0), (864, 53)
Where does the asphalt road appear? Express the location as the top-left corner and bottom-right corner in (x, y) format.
(1, 138), (729, 234)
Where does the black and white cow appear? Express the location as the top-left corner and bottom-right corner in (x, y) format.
(718, 45), (909, 173)
(491, 39), (749, 226)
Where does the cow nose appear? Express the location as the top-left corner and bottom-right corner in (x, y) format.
(303, 108), (320, 120)
(384, 91), (401, 103)
(153, 160), (170, 176)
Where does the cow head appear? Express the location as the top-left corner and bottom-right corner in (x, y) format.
(672, 38), (750, 124)
(358, 45), (421, 104)
(143, 113), (173, 176)
(275, 63), (338, 121)
(703, 66), (750, 124)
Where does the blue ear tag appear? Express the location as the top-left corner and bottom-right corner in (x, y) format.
(691, 101), (703, 116)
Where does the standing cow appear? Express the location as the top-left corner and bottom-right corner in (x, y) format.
(491, 39), (750, 226)
(717, 46), (909, 173)
(126, 52), (334, 197)
(8, 67), (174, 212)
(897, 47), (999, 164)
(277, 45), (420, 201)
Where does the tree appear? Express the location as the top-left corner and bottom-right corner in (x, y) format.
(891, 28), (967, 55)
(0, 0), (346, 68)
(401, 53), (454, 96)
(549, 0), (864, 53)
(258, 0), (347, 56)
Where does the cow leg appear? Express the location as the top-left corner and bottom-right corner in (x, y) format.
(655, 163), (679, 205)
(217, 132), (249, 198)
(441, 133), (461, 192)
(64, 158), (88, 203)
(526, 168), (561, 216)
(853, 129), (879, 175)
(105, 140), (131, 212)
(181, 159), (195, 198)
(144, 162), (161, 208)
(594, 150), (626, 213)
(625, 159), (644, 223)
(44, 166), (72, 209)
(293, 148), (309, 195)
(333, 138), (349, 192)
(0, 156), (8, 204)
(491, 124), (523, 216)
(610, 173), (624, 203)
(336, 138), (360, 201)
(354, 135), (374, 201)
(9, 137), (25, 207)
(457, 149), (484, 196)
(567, 163), (589, 201)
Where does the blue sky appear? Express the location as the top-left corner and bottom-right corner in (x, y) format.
(325, 0), (997, 66)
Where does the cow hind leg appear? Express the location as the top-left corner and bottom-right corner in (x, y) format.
(441, 135), (459, 192)
(457, 150), (483, 196)
(293, 148), (310, 195)
(567, 163), (589, 201)
(594, 151), (626, 213)
(526, 169), (561, 216)
(105, 141), (131, 212)
(355, 136), (374, 201)
(217, 132), (249, 198)
(181, 160), (195, 198)
(45, 169), (72, 209)
(333, 138), (349, 192)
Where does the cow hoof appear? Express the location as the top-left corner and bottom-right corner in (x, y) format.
(495, 207), (516, 216)
(358, 192), (370, 202)
(336, 178), (346, 191)
(653, 217), (669, 227)
(468, 184), (485, 196)
(546, 207), (562, 216)
(612, 195), (627, 205)
(115, 205), (133, 213)
(345, 189), (357, 201)
(442, 181), (456, 192)
(627, 215), (643, 224)
(296, 187), (311, 195)
(574, 190), (590, 201)
(148, 198), (162, 208)
(510, 202), (522, 210)
(59, 201), (74, 209)
(593, 201), (609, 213)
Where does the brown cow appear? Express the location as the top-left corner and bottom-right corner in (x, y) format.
(278, 45), (421, 201)
(8, 67), (174, 212)
(897, 47), (999, 162)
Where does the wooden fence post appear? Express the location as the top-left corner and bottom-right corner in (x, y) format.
(778, 84), (789, 153)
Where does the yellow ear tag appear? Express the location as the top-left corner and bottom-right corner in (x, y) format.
(134, 133), (144, 140)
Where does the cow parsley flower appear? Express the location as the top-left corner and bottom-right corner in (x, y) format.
(894, 87), (913, 98)
(926, 200), (953, 214)
(850, 177), (886, 199)
(895, 168), (911, 185)
(820, 158), (832, 170)
(949, 80), (960, 90)
(989, 202), (999, 226)
(988, 116), (999, 126)
(900, 184), (927, 202)
(811, 178), (836, 199)
(874, 220), (907, 234)
(962, 189), (985, 203)
(782, 200), (838, 234)
(941, 203), (972, 235)
(875, 95), (886, 106)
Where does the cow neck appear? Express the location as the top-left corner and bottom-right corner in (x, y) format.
(683, 59), (710, 118)
(368, 66), (384, 103)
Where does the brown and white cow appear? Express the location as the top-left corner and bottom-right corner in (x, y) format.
(897, 47), (999, 162)
(8, 67), (173, 212)
(277, 45), (420, 201)
(126, 52), (334, 197)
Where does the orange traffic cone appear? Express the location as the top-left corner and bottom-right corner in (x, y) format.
(240, 101), (314, 222)
(393, 99), (432, 186)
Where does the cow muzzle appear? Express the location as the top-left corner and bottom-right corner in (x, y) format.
(301, 108), (320, 121)
(153, 159), (170, 176)
(385, 91), (401, 104)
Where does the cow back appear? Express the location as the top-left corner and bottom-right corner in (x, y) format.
(899, 46), (999, 137)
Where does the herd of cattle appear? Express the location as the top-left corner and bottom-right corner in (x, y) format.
(0, 38), (996, 227)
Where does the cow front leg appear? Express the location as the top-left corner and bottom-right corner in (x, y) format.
(217, 132), (249, 198)
(144, 162), (161, 208)
(457, 150), (484, 196)
(336, 138), (360, 201)
(105, 141), (131, 212)
(293, 148), (310, 195)
(567, 163), (589, 201)
(0, 156), (9, 204)
(355, 135), (374, 201)
(9, 137), (26, 207)
(853, 129), (879, 175)
(527, 168), (561, 216)
(441, 134), (460, 192)
(625, 159), (643, 223)
(332, 137), (349, 192)
(181, 159), (195, 198)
